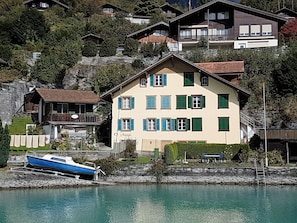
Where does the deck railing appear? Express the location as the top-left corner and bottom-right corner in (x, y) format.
(49, 113), (101, 123)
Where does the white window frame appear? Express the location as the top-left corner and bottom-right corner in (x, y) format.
(201, 76), (208, 86)
(251, 25), (261, 36)
(177, 118), (187, 131)
(75, 104), (86, 114)
(122, 119), (131, 131)
(140, 78), (147, 87)
(239, 25), (249, 37)
(122, 97), (131, 109)
(180, 29), (192, 39)
(262, 24), (272, 36)
(217, 11), (229, 20)
(147, 118), (156, 131)
(155, 74), (163, 86)
(192, 95), (202, 109)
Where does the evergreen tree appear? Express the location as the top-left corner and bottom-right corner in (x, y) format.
(272, 41), (297, 96)
(0, 119), (10, 167)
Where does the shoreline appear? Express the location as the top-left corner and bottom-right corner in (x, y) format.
(1, 167), (297, 190)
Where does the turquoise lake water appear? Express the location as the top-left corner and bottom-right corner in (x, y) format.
(0, 185), (296, 223)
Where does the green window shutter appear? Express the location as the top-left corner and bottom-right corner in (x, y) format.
(162, 118), (166, 131)
(176, 95), (186, 109)
(170, 119), (176, 131)
(218, 94), (229, 108)
(219, 117), (229, 131)
(147, 96), (156, 109)
(118, 119), (122, 130)
(161, 96), (170, 109)
(192, 118), (202, 131)
(186, 119), (190, 130)
(130, 119), (134, 130)
(143, 119), (147, 131)
(131, 97), (135, 109)
(162, 74), (167, 86)
(150, 74), (154, 86)
(188, 96), (192, 108)
(118, 97), (122, 109)
(202, 96), (205, 108)
(156, 119), (160, 131)
(184, 72), (194, 86)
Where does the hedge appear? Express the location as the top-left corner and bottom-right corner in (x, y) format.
(164, 142), (250, 164)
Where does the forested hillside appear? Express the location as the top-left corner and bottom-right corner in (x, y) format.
(1, 0), (297, 128)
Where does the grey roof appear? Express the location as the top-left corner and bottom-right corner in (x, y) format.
(100, 53), (250, 101)
(170, 0), (287, 24)
(23, 0), (69, 9)
(127, 21), (169, 38)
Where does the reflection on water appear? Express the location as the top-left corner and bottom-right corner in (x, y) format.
(0, 185), (297, 223)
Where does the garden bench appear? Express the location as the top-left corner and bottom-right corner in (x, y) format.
(201, 153), (225, 163)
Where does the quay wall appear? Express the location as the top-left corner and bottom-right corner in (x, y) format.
(106, 164), (297, 185)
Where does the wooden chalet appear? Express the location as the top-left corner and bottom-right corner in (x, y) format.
(23, 0), (69, 10)
(25, 88), (101, 140)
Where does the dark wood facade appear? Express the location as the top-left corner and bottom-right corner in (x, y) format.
(169, 0), (287, 49)
(23, 0), (69, 10)
(259, 129), (297, 163)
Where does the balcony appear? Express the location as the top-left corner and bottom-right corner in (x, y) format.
(178, 34), (235, 42)
(49, 113), (101, 124)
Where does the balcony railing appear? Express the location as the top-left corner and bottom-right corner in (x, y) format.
(178, 34), (235, 42)
(49, 113), (101, 123)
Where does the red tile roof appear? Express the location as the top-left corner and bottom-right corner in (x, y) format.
(138, 35), (177, 43)
(36, 88), (99, 103)
(195, 61), (244, 74)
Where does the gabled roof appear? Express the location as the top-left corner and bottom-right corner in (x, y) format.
(23, 0), (69, 9)
(0, 58), (8, 65)
(195, 61), (244, 74)
(100, 3), (129, 14)
(275, 7), (297, 19)
(81, 33), (104, 41)
(170, 0), (287, 24)
(33, 88), (99, 103)
(101, 53), (250, 102)
(127, 21), (169, 38)
(160, 3), (184, 15)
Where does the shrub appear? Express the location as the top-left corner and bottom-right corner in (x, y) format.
(99, 38), (118, 57)
(82, 41), (97, 57)
(164, 143), (178, 164)
(123, 38), (139, 56)
(131, 59), (145, 70)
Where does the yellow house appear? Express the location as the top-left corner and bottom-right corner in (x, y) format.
(101, 54), (250, 153)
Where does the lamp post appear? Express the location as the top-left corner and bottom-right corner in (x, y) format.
(263, 82), (268, 167)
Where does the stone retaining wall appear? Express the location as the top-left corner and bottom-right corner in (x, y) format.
(106, 164), (297, 185)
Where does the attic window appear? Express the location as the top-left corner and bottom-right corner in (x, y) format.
(140, 78), (147, 87)
(201, 75), (208, 86)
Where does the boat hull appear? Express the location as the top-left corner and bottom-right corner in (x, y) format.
(26, 155), (96, 176)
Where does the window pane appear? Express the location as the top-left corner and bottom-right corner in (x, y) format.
(177, 118), (186, 131)
(176, 95), (186, 109)
(192, 95), (202, 108)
